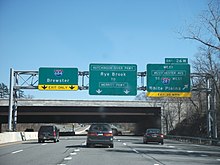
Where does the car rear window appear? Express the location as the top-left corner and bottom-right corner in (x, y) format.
(39, 126), (53, 132)
(146, 129), (161, 134)
(90, 124), (111, 131)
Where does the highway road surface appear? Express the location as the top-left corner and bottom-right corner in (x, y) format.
(0, 136), (220, 165)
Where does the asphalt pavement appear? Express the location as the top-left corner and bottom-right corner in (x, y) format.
(0, 136), (220, 165)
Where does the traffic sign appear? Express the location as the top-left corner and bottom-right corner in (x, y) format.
(165, 58), (188, 64)
(147, 64), (191, 97)
(38, 67), (78, 91)
(89, 64), (137, 95)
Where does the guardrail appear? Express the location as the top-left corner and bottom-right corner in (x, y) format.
(165, 135), (220, 146)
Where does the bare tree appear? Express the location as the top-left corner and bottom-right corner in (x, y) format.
(183, 0), (220, 52)
(180, 0), (220, 137)
(183, 0), (220, 89)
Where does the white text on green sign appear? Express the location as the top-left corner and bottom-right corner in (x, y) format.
(89, 64), (137, 95)
(38, 67), (78, 91)
(147, 64), (190, 93)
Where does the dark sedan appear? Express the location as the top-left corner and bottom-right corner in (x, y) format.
(86, 123), (114, 148)
(143, 128), (164, 145)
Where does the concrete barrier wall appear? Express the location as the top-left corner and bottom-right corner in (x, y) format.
(23, 132), (38, 140)
(0, 132), (38, 144)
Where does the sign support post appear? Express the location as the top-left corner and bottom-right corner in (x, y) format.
(8, 68), (14, 131)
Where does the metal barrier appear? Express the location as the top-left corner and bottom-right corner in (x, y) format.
(165, 135), (220, 146)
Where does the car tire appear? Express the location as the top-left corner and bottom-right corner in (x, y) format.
(38, 139), (41, 143)
(161, 141), (164, 145)
(110, 144), (114, 148)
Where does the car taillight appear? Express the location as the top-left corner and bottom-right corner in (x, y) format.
(88, 132), (97, 136)
(103, 133), (113, 137)
(160, 134), (164, 138)
(53, 131), (56, 137)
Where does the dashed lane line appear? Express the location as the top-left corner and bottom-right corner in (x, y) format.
(11, 150), (23, 154)
(132, 149), (139, 154)
(64, 156), (72, 161)
(74, 148), (80, 152)
(70, 152), (77, 156)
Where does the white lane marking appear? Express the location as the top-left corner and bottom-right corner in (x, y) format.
(133, 149), (139, 154)
(41, 143), (47, 146)
(201, 154), (208, 157)
(168, 145), (175, 148)
(123, 143), (127, 146)
(217, 159), (220, 161)
(70, 152), (77, 156)
(74, 148), (80, 152)
(64, 157), (72, 160)
(187, 151), (194, 153)
(118, 140), (121, 142)
(12, 150), (23, 154)
(57, 164), (66, 165)
(154, 164), (160, 165)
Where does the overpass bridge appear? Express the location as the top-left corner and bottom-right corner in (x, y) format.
(0, 99), (161, 134)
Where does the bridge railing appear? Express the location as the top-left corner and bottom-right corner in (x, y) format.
(165, 135), (220, 146)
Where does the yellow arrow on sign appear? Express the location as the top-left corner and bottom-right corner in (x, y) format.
(147, 92), (191, 98)
(38, 85), (78, 91)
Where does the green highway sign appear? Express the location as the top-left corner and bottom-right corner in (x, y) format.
(165, 58), (188, 64)
(147, 64), (191, 97)
(89, 64), (137, 95)
(38, 67), (78, 90)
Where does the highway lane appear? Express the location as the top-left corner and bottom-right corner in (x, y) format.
(0, 136), (220, 165)
(114, 136), (220, 165)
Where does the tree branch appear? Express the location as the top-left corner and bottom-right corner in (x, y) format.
(184, 36), (220, 51)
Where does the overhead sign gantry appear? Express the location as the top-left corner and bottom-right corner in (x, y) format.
(7, 58), (217, 139)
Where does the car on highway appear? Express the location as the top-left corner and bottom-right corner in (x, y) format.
(86, 123), (114, 148)
(111, 125), (122, 136)
(112, 127), (122, 136)
(38, 125), (60, 143)
(143, 128), (164, 145)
